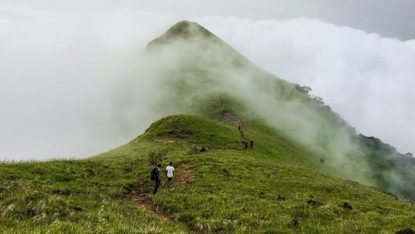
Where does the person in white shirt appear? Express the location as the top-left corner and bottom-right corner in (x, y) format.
(166, 162), (175, 188)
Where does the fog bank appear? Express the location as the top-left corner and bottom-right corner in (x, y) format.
(1, 5), (414, 160)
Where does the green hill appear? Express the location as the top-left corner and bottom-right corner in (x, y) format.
(144, 20), (415, 201)
(1, 114), (414, 233)
(1, 20), (415, 233)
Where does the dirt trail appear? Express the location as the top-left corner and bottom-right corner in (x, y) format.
(172, 164), (194, 187)
(222, 111), (244, 129)
(126, 164), (194, 223)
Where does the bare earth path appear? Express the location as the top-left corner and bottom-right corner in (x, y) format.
(126, 164), (194, 226)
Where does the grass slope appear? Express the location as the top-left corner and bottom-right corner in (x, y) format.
(145, 20), (415, 201)
(1, 115), (414, 233)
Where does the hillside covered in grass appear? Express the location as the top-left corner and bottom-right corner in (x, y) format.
(1, 20), (415, 233)
(1, 114), (415, 233)
(142, 20), (415, 201)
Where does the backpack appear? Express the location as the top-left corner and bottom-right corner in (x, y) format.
(150, 168), (157, 181)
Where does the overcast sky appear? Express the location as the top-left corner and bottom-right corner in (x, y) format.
(2, 0), (415, 39)
(1, 1), (414, 160)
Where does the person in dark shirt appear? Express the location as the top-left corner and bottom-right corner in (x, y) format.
(150, 164), (161, 194)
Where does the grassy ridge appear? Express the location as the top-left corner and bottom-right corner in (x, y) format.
(1, 115), (414, 233)
(146, 20), (415, 201)
(2, 20), (414, 233)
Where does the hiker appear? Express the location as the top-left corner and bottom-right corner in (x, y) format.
(249, 140), (254, 149)
(150, 164), (161, 194)
(200, 145), (206, 152)
(166, 162), (175, 188)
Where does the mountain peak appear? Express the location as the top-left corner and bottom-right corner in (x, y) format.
(165, 20), (212, 37)
(146, 20), (252, 68)
(147, 20), (216, 48)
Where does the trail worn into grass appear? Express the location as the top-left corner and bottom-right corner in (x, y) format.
(126, 164), (195, 229)
(173, 164), (194, 187)
(128, 192), (172, 223)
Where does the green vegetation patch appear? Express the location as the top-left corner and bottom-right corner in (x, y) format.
(1, 115), (414, 233)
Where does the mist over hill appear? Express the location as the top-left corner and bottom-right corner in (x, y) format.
(114, 20), (415, 201)
(2, 10), (415, 162)
(1, 20), (415, 233)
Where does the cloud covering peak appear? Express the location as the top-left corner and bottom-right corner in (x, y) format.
(0, 4), (414, 160)
(198, 17), (415, 155)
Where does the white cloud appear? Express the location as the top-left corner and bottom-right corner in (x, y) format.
(0, 4), (177, 160)
(198, 17), (415, 154)
(406, 40), (415, 50)
(1, 3), (414, 160)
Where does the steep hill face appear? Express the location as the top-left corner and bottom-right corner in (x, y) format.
(142, 20), (415, 201)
